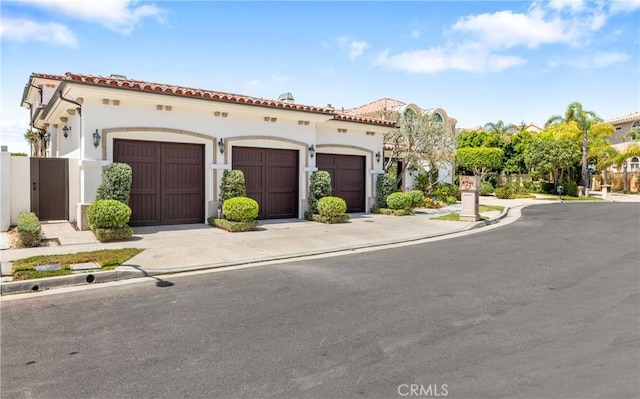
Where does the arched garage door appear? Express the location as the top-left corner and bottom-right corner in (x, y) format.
(316, 153), (365, 213)
(232, 147), (298, 219)
(114, 139), (204, 226)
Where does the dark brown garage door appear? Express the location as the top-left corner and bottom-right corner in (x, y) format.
(317, 154), (365, 213)
(114, 139), (204, 226)
(232, 147), (298, 219)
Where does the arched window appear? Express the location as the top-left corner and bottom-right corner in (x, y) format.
(434, 113), (444, 123)
(630, 156), (640, 172)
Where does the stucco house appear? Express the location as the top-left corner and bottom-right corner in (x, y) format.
(12, 72), (395, 230)
(606, 111), (640, 144)
(344, 98), (457, 188)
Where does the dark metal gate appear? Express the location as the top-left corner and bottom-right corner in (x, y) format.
(30, 158), (69, 220)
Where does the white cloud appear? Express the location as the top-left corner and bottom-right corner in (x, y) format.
(0, 17), (77, 47)
(349, 41), (369, 61)
(609, 0), (640, 14)
(546, 51), (631, 69)
(336, 35), (369, 60)
(374, 44), (527, 74)
(410, 29), (421, 39)
(592, 51), (631, 67)
(548, 0), (585, 13)
(13, 0), (167, 35)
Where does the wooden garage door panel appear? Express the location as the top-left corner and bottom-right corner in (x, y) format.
(317, 154), (365, 213)
(233, 147), (298, 219)
(114, 139), (203, 226)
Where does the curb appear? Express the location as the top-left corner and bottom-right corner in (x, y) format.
(0, 207), (515, 296)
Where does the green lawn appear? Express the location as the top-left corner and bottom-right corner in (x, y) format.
(11, 248), (143, 280)
(479, 204), (505, 212)
(431, 213), (489, 221)
(535, 194), (604, 201)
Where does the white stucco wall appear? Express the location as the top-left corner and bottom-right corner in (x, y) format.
(0, 152), (10, 231)
(9, 156), (30, 226)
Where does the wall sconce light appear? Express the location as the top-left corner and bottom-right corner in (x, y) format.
(44, 131), (51, 144)
(93, 129), (101, 148)
(375, 151), (381, 163)
(62, 125), (70, 139)
(218, 138), (225, 154)
(309, 144), (316, 158)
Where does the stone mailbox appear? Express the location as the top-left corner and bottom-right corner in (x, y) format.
(459, 176), (480, 222)
(601, 184), (612, 201)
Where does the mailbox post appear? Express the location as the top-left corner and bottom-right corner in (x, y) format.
(459, 176), (480, 222)
(557, 185), (564, 203)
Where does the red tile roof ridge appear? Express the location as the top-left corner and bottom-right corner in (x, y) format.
(31, 72), (65, 80)
(63, 72), (337, 114)
(333, 113), (396, 127)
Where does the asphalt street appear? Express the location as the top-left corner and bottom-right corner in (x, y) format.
(1, 203), (639, 399)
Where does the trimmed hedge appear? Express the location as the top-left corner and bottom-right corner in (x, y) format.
(375, 173), (396, 208)
(312, 214), (351, 224)
(494, 185), (514, 199)
(308, 171), (332, 215)
(17, 212), (41, 248)
(96, 163), (132, 204)
(208, 218), (260, 232)
(386, 192), (412, 210)
(219, 170), (247, 203)
(87, 200), (132, 229)
(222, 197), (259, 222)
(406, 190), (424, 208)
(93, 226), (134, 242)
(317, 197), (347, 218)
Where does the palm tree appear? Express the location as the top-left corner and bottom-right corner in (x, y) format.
(546, 102), (602, 188)
(483, 120), (519, 135)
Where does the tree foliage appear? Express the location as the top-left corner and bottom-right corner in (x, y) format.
(524, 136), (580, 185)
(456, 147), (503, 179)
(484, 120), (519, 135)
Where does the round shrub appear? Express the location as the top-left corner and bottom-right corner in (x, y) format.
(480, 181), (494, 196)
(317, 196), (347, 218)
(407, 190), (425, 208)
(87, 199), (132, 229)
(494, 185), (514, 199)
(386, 192), (412, 210)
(222, 196), (259, 221)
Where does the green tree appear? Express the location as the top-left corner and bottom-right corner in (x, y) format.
(484, 120), (519, 135)
(456, 147), (503, 180)
(546, 102), (612, 188)
(524, 136), (580, 185)
(614, 144), (640, 192)
(625, 127), (640, 141)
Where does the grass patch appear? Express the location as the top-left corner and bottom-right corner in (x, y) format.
(11, 248), (143, 281)
(432, 213), (489, 221)
(371, 208), (414, 216)
(535, 195), (604, 201)
(479, 204), (505, 212)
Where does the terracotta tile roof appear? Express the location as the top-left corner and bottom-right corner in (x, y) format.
(344, 98), (406, 117)
(606, 112), (640, 125)
(54, 72), (394, 127)
(31, 72), (65, 81)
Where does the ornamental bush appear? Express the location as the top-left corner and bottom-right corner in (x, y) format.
(17, 212), (41, 247)
(406, 190), (425, 208)
(480, 181), (494, 196)
(93, 226), (134, 242)
(219, 170), (247, 203)
(222, 197), (259, 222)
(96, 163), (132, 204)
(308, 171), (332, 214)
(376, 173), (397, 208)
(386, 192), (412, 210)
(432, 183), (461, 203)
(494, 185), (514, 199)
(87, 199), (132, 229)
(317, 196), (347, 218)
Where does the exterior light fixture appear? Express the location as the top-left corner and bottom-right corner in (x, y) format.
(309, 144), (315, 158)
(62, 125), (70, 139)
(218, 138), (225, 154)
(44, 131), (51, 144)
(375, 151), (381, 163)
(93, 129), (101, 148)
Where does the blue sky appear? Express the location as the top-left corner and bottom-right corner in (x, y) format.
(1, 0), (639, 154)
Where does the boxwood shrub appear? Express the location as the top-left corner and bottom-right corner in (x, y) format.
(17, 212), (41, 248)
(222, 197), (259, 222)
(208, 217), (260, 232)
(219, 170), (247, 203)
(96, 163), (132, 204)
(386, 192), (412, 210)
(308, 171), (332, 215)
(93, 226), (134, 242)
(375, 173), (396, 208)
(406, 190), (425, 208)
(313, 196), (350, 223)
(87, 199), (132, 229)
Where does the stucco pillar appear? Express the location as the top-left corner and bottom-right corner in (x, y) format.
(459, 176), (480, 222)
(0, 148), (10, 231)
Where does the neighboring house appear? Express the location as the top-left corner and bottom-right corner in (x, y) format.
(610, 141), (640, 173)
(344, 98), (457, 187)
(15, 72), (394, 229)
(606, 111), (640, 144)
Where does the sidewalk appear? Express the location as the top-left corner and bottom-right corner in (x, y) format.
(4, 193), (632, 294)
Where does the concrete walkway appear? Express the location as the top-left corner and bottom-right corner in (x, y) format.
(1, 193), (637, 293)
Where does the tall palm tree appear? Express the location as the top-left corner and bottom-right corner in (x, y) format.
(546, 102), (602, 188)
(483, 120), (519, 135)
